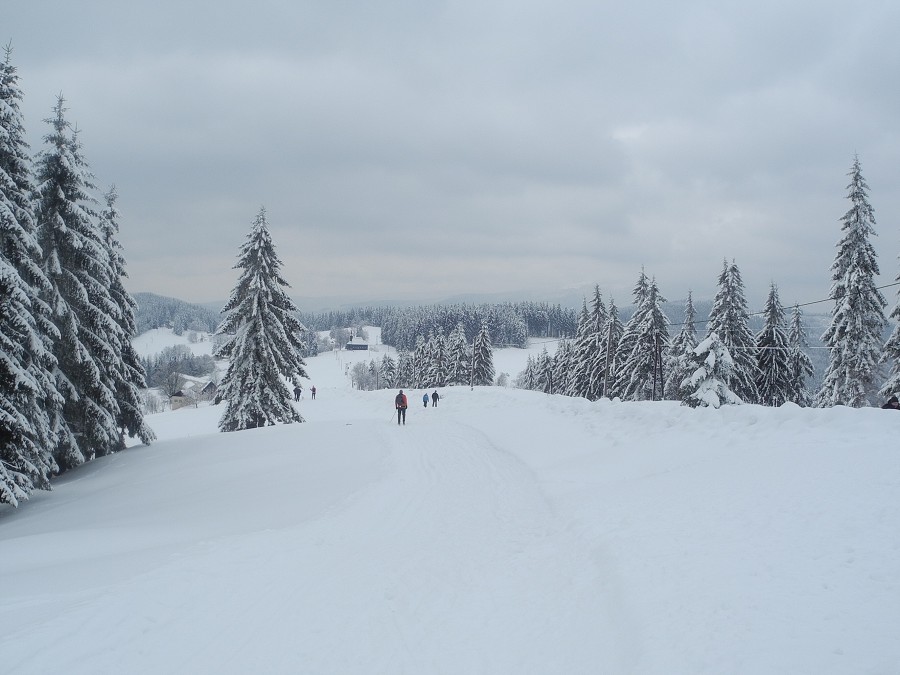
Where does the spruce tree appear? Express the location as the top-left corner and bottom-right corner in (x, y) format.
(379, 354), (397, 390)
(616, 277), (670, 401)
(707, 259), (759, 404)
(584, 286), (609, 400)
(447, 323), (469, 385)
(816, 157), (887, 407)
(682, 332), (741, 408)
(755, 283), (792, 406)
(0, 46), (59, 503)
(598, 299), (623, 399)
(100, 186), (155, 446)
(611, 269), (651, 397)
(787, 304), (815, 406)
(34, 97), (125, 468)
(552, 339), (575, 396)
(568, 299), (592, 398)
(215, 207), (308, 431)
(881, 278), (900, 397)
(664, 292), (698, 401)
(471, 323), (495, 386)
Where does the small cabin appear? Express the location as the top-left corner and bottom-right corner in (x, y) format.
(345, 340), (368, 351)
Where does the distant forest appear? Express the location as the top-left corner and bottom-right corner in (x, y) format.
(133, 293), (221, 335)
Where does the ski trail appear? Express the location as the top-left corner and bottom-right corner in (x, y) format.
(301, 418), (633, 674)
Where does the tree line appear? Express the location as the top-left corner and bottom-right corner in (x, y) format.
(1, 49), (152, 505)
(517, 158), (900, 408)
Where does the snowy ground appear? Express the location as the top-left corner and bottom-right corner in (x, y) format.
(1, 330), (899, 674)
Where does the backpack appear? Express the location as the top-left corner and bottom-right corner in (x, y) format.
(395, 393), (405, 408)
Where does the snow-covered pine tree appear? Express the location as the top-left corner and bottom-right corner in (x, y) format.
(215, 207), (308, 431)
(584, 286), (609, 400)
(616, 277), (670, 401)
(816, 157), (887, 407)
(33, 96), (125, 469)
(100, 186), (155, 446)
(379, 354), (397, 390)
(611, 269), (651, 397)
(754, 283), (792, 407)
(396, 351), (414, 388)
(552, 339), (575, 396)
(707, 259), (759, 404)
(536, 346), (554, 393)
(447, 323), (469, 386)
(471, 323), (495, 386)
(598, 299), (624, 399)
(881, 273), (900, 397)
(682, 332), (742, 408)
(427, 332), (449, 387)
(516, 355), (538, 390)
(0, 46), (59, 504)
(412, 335), (428, 388)
(787, 304), (815, 406)
(567, 299), (592, 398)
(663, 291), (698, 401)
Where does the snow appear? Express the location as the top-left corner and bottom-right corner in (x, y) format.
(2, 331), (899, 674)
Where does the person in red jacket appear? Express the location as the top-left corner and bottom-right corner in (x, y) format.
(395, 389), (408, 425)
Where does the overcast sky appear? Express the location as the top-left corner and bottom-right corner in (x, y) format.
(7, 0), (900, 311)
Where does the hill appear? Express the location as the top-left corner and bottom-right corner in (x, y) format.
(1, 341), (898, 674)
(133, 292), (221, 335)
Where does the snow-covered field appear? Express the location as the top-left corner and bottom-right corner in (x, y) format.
(1, 329), (899, 674)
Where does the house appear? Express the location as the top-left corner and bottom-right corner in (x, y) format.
(345, 338), (368, 351)
(199, 381), (218, 401)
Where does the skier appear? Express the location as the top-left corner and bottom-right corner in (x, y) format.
(431, 390), (439, 407)
(293, 385), (302, 401)
(311, 386), (316, 400)
(881, 395), (899, 410)
(422, 393), (429, 408)
(395, 389), (408, 425)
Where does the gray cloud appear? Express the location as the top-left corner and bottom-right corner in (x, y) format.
(8, 0), (900, 310)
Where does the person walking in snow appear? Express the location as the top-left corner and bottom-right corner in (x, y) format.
(395, 390), (408, 425)
(311, 386), (316, 400)
(431, 391), (439, 407)
(422, 393), (429, 408)
(881, 395), (899, 410)
(293, 385), (302, 401)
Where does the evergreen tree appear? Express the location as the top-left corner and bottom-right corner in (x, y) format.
(34, 96), (124, 469)
(707, 259), (759, 404)
(0, 46), (59, 503)
(664, 292), (698, 401)
(471, 323), (495, 386)
(611, 269), (651, 397)
(552, 339), (575, 396)
(379, 354), (397, 390)
(597, 299), (624, 399)
(568, 299), (592, 398)
(426, 332), (449, 387)
(516, 355), (538, 391)
(682, 332), (742, 408)
(882, 276), (900, 397)
(396, 351), (414, 388)
(536, 346), (554, 393)
(816, 157), (887, 407)
(100, 186), (154, 446)
(616, 277), (670, 401)
(755, 283), (792, 406)
(584, 286), (610, 400)
(215, 207), (308, 431)
(447, 323), (469, 386)
(786, 304), (815, 406)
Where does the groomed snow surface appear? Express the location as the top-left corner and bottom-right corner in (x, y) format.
(2, 330), (899, 674)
